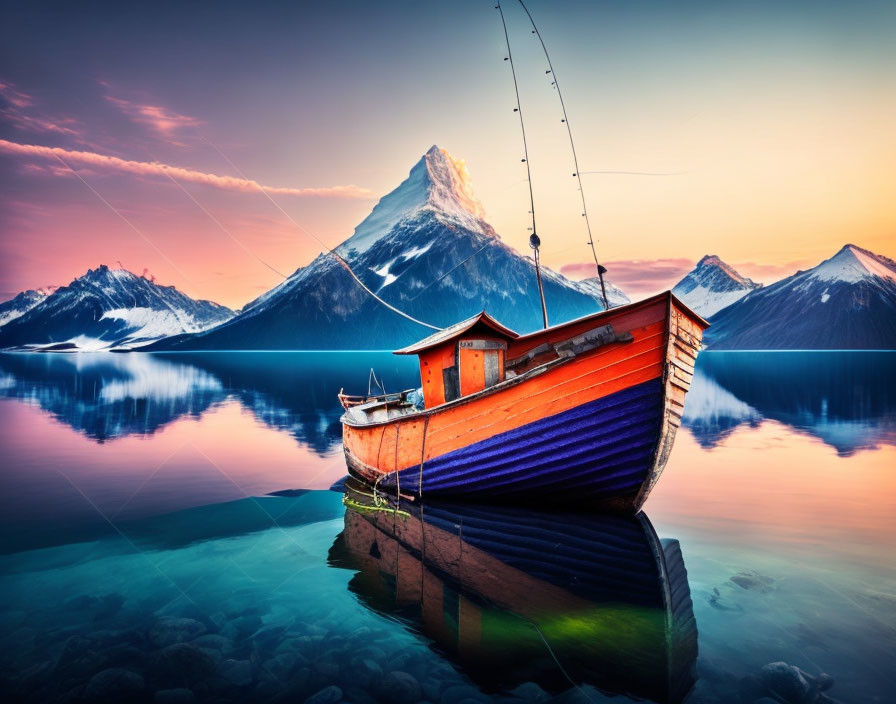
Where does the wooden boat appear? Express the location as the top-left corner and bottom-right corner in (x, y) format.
(339, 291), (708, 511)
(329, 480), (698, 702)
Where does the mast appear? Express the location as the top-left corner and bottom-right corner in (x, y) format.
(517, 0), (610, 311)
(496, 0), (549, 329)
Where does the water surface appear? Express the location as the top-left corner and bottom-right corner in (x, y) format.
(0, 350), (893, 703)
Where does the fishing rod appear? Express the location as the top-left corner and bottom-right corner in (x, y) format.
(496, 0), (549, 329)
(516, 0), (610, 311)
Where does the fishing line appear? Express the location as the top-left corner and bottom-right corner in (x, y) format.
(407, 242), (491, 302)
(147, 151), (290, 280)
(516, 0), (610, 310)
(580, 170), (686, 176)
(497, 0), (549, 328)
(52, 153), (195, 287)
(495, 0), (537, 241)
(199, 134), (443, 331)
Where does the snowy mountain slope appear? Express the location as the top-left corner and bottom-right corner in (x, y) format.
(672, 255), (761, 317)
(0, 266), (234, 349)
(705, 244), (896, 349)
(337, 146), (490, 257)
(0, 289), (49, 328)
(153, 146), (626, 351)
(572, 276), (631, 308)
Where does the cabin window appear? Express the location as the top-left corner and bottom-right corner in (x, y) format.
(443, 366), (460, 402)
(484, 351), (501, 387)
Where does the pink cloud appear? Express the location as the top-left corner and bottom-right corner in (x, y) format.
(4, 112), (81, 137)
(729, 259), (812, 284)
(0, 139), (373, 199)
(0, 81), (34, 109)
(0, 81), (83, 137)
(562, 257), (695, 294)
(20, 162), (90, 178)
(104, 93), (203, 140)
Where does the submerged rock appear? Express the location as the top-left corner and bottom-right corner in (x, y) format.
(511, 681), (551, 701)
(381, 670), (422, 704)
(305, 684), (342, 704)
(154, 689), (196, 704)
(262, 652), (302, 681)
(52, 635), (108, 678)
(150, 643), (216, 686)
(440, 683), (487, 703)
(219, 658), (253, 686)
(708, 587), (743, 612)
(757, 662), (839, 703)
(730, 570), (775, 592)
(221, 614), (262, 642)
(149, 618), (207, 647)
(94, 593), (126, 620)
(192, 634), (232, 652)
(84, 667), (145, 700)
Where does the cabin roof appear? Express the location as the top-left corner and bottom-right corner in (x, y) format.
(394, 311), (519, 355)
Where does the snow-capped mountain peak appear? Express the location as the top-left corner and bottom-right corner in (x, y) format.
(0, 265), (234, 349)
(692, 255), (757, 288)
(807, 244), (896, 284)
(0, 289), (49, 328)
(337, 145), (492, 257)
(705, 243), (896, 349)
(151, 145), (626, 350)
(672, 255), (761, 317)
(570, 276), (631, 308)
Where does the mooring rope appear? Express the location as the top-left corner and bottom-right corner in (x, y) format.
(201, 136), (443, 331)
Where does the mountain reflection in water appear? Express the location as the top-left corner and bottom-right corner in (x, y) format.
(329, 482), (698, 703)
(0, 351), (418, 453)
(1, 350), (893, 460)
(681, 351), (896, 455)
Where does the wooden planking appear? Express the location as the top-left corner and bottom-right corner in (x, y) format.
(422, 354), (664, 465)
(509, 297), (666, 358)
(419, 345), (456, 407)
(632, 299), (707, 510)
(345, 331), (667, 472)
(342, 294), (714, 485)
(459, 346), (486, 397)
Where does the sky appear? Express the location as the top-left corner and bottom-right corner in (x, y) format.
(1, 0), (895, 308)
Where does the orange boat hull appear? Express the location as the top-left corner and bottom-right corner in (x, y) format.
(341, 292), (706, 511)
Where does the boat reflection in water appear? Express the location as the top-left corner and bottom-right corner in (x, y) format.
(329, 481), (698, 703)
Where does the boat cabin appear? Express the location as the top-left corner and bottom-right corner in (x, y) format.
(394, 312), (518, 407)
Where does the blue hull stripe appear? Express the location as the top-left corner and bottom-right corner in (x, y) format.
(380, 377), (664, 502)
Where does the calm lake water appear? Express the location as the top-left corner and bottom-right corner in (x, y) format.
(0, 351), (893, 704)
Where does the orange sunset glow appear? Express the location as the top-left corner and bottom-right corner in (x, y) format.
(2, 1), (894, 308)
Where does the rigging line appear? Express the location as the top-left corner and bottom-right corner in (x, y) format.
(51, 153), (195, 287)
(516, 0), (610, 311)
(580, 170), (685, 176)
(407, 242), (491, 302)
(198, 134), (443, 332)
(496, 0), (536, 238)
(151, 159), (289, 280)
(497, 0), (548, 328)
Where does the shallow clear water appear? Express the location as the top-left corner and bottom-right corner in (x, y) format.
(0, 350), (893, 704)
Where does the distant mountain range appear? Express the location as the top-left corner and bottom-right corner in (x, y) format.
(1, 144), (894, 351)
(0, 266), (233, 350)
(704, 244), (896, 349)
(672, 255), (761, 318)
(147, 145), (627, 351)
